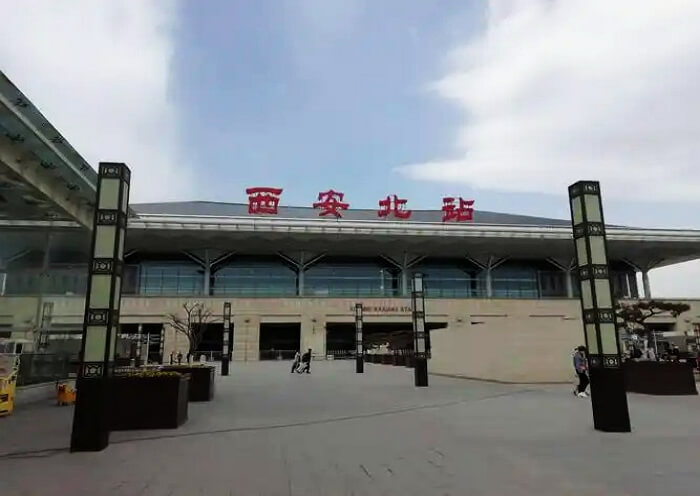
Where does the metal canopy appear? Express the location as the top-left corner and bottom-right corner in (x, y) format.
(3, 211), (698, 271)
(0, 71), (96, 227)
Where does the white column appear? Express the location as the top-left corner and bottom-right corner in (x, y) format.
(485, 267), (493, 298)
(0, 259), (6, 296)
(203, 249), (210, 296)
(642, 271), (651, 299)
(298, 269), (305, 296)
(565, 270), (574, 298)
(624, 273), (632, 299)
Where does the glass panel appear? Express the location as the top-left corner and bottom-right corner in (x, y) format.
(576, 238), (588, 266)
(214, 261), (296, 296)
(305, 261), (396, 297)
(113, 275), (121, 310)
(415, 322), (426, 353)
(571, 197), (583, 224)
(109, 324), (118, 360)
(98, 178), (120, 210)
(581, 279), (593, 309)
(84, 325), (107, 361)
(121, 183), (129, 214)
(491, 264), (538, 298)
(585, 324), (599, 354)
(94, 226), (116, 258)
(139, 263), (203, 296)
(584, 194), (602, 222)
(589, 237), (607, 265)
(118, 229), (125, 261)
(89, 274), (112, 307)
(600, 323), (618, 355)
(594, 279), (612, 308)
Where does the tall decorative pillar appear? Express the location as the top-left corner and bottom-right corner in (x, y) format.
(158, 325), (165, 364)
(568, 180), (630, 433)
(70, 162), (131, 452)
(411, 272), (429, 387)
(222, 302), (231, 375)
(135, 323), (143, 364)
(355, 303), (364, 373)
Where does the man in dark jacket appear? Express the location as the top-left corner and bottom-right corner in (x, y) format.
(298, 349), (312, 374)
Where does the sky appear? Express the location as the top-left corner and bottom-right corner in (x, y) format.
(0, 0), (699, 296)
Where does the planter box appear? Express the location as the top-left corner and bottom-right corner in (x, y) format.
(394, 355), (406, 366)
(111, 374), (189, 430)
(624, 361), (698, 395)
(163, 366), (216, 401)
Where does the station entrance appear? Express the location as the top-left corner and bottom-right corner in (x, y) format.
(325, 322), (445, 359)
(259, 323), (301, 360)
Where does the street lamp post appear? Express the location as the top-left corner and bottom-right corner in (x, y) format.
(70, 162), (131, 452)
(568, 180), (631, 432)
(222, 302), (231, 376)
(355, 303), (364, 373)
(411, 272), (429, 387)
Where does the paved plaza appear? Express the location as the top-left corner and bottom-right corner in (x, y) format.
(1, 361), (699, 495)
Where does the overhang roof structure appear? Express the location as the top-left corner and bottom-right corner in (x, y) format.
(0, 71), (96, 227)
(2, 201), (698, 272)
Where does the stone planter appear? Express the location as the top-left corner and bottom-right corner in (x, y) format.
(624, 361), (698, 395)
(110, 374), (189, 430)
(163, 366), (216, 401)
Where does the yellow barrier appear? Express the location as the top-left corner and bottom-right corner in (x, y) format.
(0, 354), (19, 417)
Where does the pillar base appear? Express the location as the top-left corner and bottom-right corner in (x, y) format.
(589, 367), (631, 433)
(70, 377), (111, 452)
(414, 357), (428, 387)
(221, 357), (230, 376)
(356, 356), (364, 373)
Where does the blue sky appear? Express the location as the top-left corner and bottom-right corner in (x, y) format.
(2, 0), (699, 295)
(171, 0), (485, 212)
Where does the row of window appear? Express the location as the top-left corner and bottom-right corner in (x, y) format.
(2, 261), (639, 299)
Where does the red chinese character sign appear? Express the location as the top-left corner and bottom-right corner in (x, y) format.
(442, 197), (474, 222)
(313, 190), (349, 218)
(378, 195), (412, 219)
(247, 187), (283, 215)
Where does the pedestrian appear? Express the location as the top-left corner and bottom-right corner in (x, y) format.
(645, 347), (656, 361)
(573, 346), (589, 398)
(298, 348), (312, 374)
(177, 351), (183, 365)
(169, 351), (174, 364)
(291, 350), (301, 373)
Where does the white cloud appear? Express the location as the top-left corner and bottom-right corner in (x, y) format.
(645, 262), (700, 299)
(398, 0), (700, 297)
(0, 0), (191, 202)
(398, 0), (700, 202)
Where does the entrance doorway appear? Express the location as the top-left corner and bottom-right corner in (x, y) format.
(326, 321), (446, 357)
(195, 323), (225, 360)
(259, 323), (301, 360)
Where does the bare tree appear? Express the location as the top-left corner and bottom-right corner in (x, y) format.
(166, 302), (217, 354)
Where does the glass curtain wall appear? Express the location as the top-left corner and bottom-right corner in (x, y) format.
(138, 262), (203, 296)
(411, 262), (482, 298)
(304, 259), (397, 297)
(213, 259), (297, 296)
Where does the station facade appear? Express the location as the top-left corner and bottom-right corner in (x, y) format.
(2, 70), (700, 381)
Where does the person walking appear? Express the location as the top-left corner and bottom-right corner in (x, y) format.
(573, 346), (589, 398)
(291, 350), (301, 373)
(298, 348), (312, 374)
